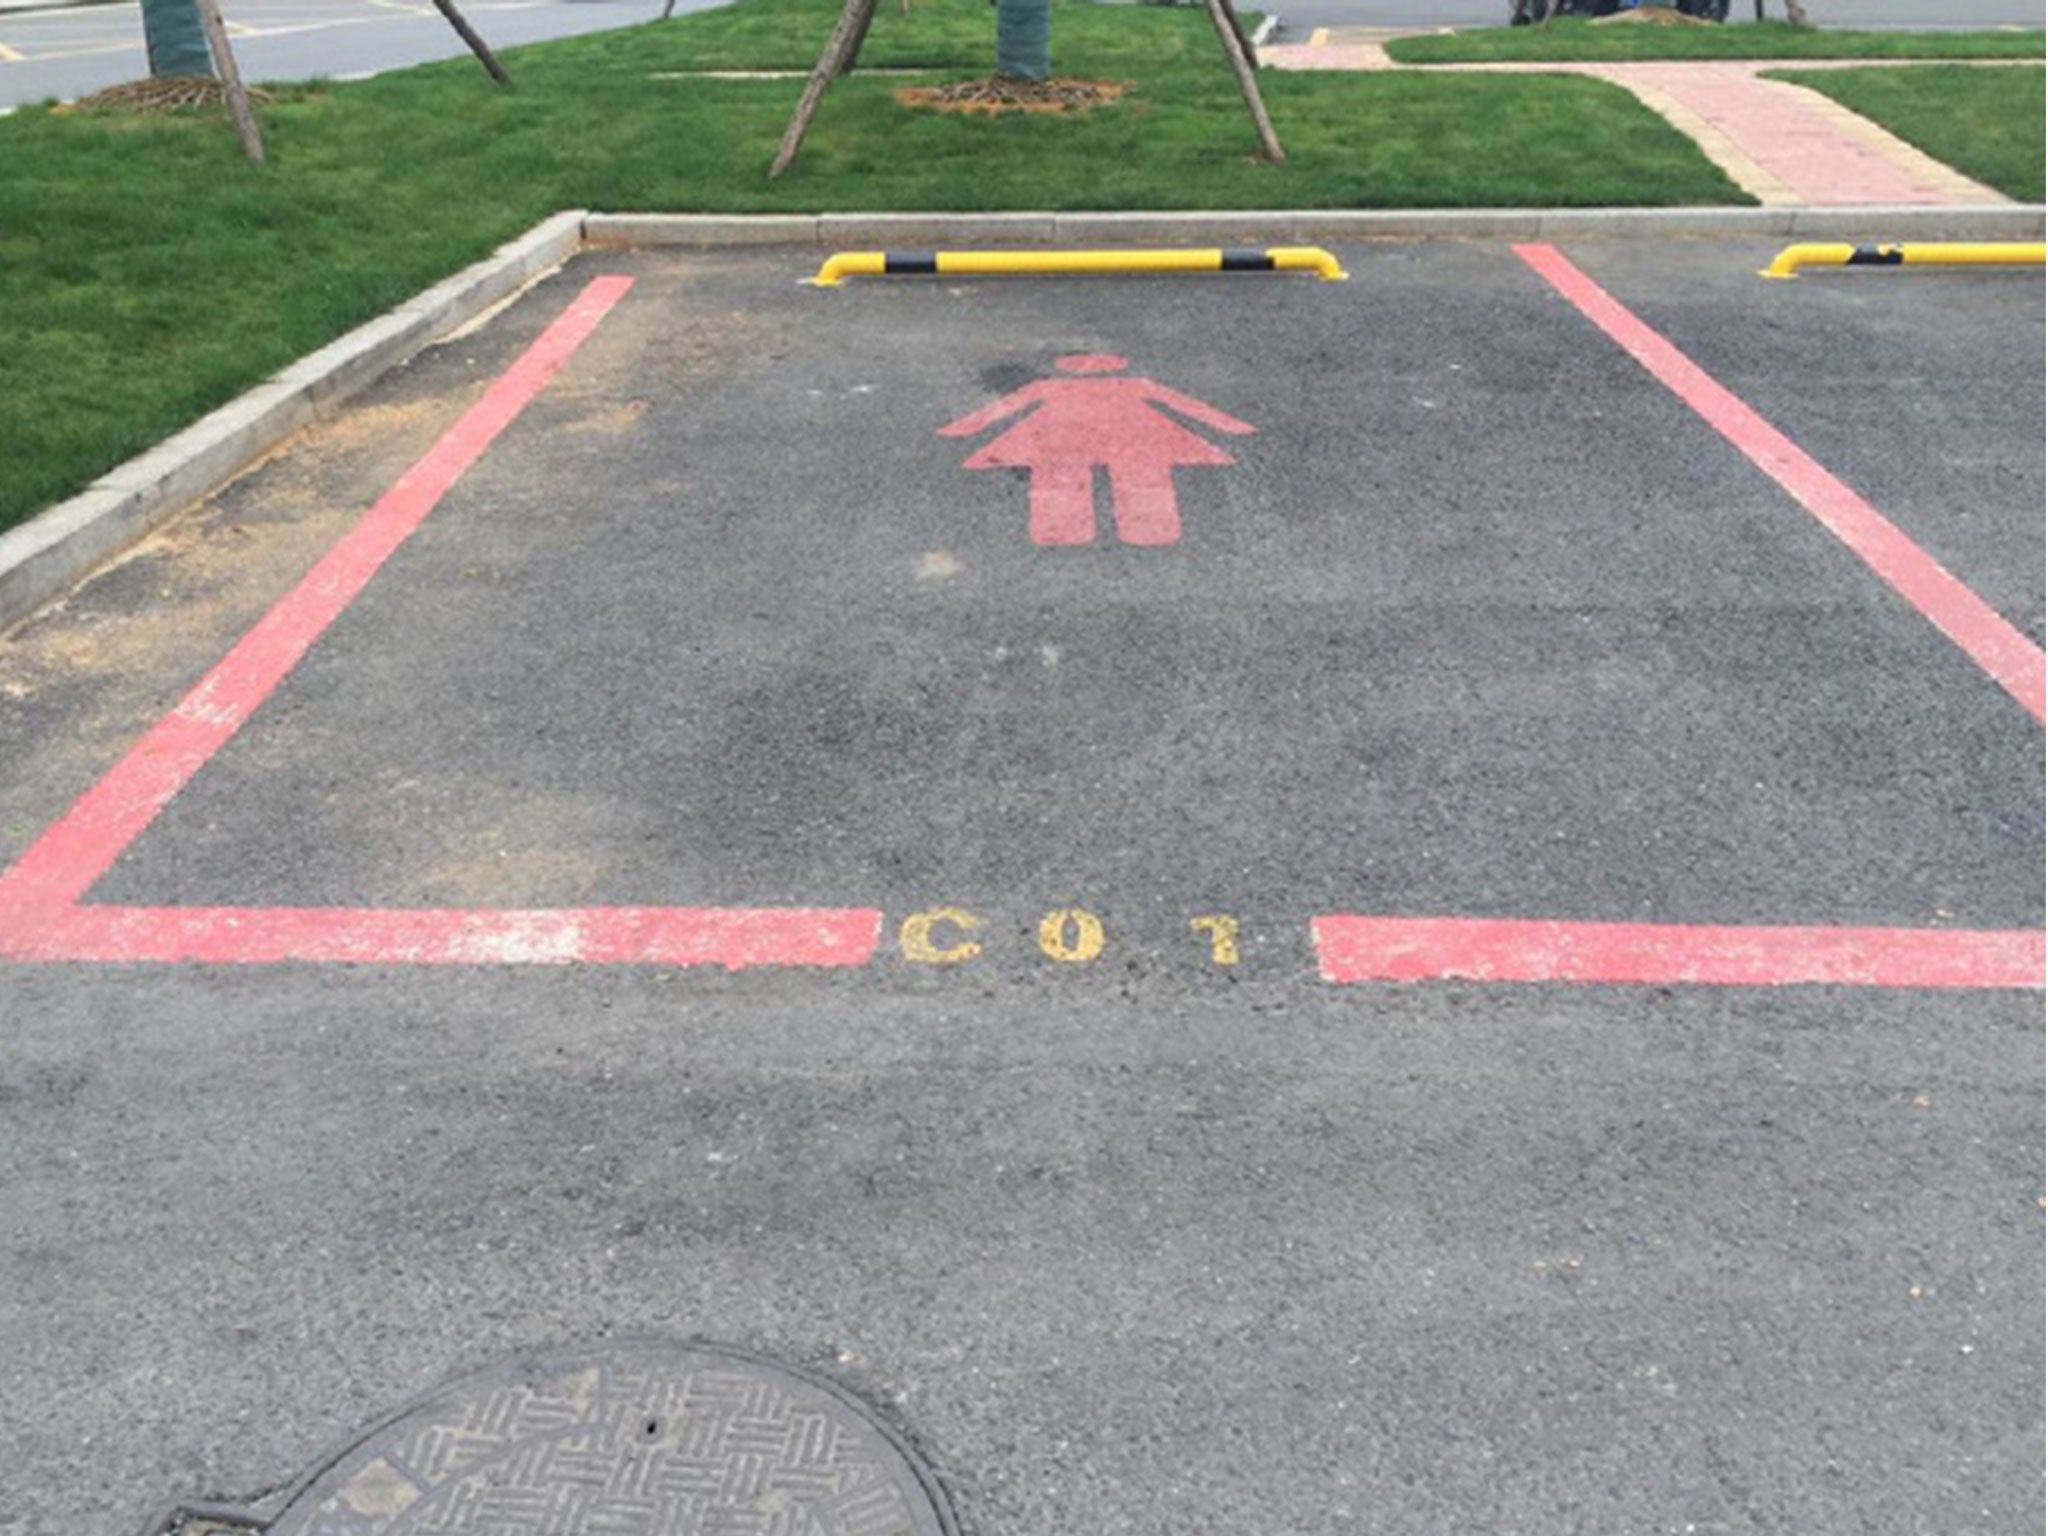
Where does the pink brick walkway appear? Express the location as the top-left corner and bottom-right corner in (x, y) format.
(1542, 61), (1999, 205)
(1258, 41), (2010, 206)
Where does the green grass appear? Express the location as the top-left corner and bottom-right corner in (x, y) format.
(1768, 63), (2046, 201)
(1387, 19), (2046, 65)
(0, 0), (1744, 532)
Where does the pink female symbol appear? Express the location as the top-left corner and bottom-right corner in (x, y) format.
(938, 354), (1256, 547)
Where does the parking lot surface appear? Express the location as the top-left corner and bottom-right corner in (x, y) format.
(0, 239), (2040, 1534)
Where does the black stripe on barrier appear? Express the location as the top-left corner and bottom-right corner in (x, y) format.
(885, 252), (940, 275)
(1847, 245), (1906, 268)
(1220, 248), (1276, 273)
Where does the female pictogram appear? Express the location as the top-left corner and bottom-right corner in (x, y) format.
(939, 354), (1256, 546)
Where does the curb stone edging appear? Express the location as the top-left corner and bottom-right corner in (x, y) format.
(0, 210), (586, 634)
(5, 202), (2043, 631)
(586, 205), (2047, 246)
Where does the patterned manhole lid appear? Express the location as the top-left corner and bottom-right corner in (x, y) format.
(267, 1341), (955, 1536)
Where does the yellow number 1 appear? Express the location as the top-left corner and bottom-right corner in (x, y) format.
(1190, 914), (1239, 966)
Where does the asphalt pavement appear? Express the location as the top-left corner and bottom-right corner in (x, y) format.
(0, 240), (2041, 1534)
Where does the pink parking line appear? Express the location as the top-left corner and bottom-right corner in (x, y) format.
(0, 275), (635, 918)
(2, 265), (2038, 985)
(0, 272), (878, 971)
(9, 905), (882, 968)
(1515, 243), (2046, 725)
(1314, 915), (2044, 989)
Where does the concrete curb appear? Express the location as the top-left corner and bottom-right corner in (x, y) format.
(585, 205), (2046, 247)
(6, 200), (2043, 630)
(0, 211), (585, 633)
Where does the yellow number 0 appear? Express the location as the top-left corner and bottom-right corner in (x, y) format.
(1038, 908), (1105, 964)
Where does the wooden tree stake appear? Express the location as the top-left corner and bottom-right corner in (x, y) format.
(430, 0), (513, 85)
(771, 0), (1278, 177)
(192, 0), (264, 163)
(768, 0), (880, 178)
(1218, 0), (1257, 69)
(1204, 0), (1283, 163)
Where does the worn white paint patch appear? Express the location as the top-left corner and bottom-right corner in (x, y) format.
(448, 911), (589, 964)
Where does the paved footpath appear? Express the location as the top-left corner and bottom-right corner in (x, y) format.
(1261, 33), (2014, 206)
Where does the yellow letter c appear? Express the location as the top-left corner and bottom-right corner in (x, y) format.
(899, 907), (983, 964)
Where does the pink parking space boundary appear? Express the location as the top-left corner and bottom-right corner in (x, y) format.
(1515, 242), (2045, 725)
(1314, 915), (2042, 989)
(0, 273), (881, 971)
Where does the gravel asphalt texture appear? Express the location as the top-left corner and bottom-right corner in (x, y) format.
(0, 239), (2039, 1535)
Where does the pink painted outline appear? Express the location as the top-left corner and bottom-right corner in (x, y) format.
(1314, 246), (2042, 991)
(1314, 916), (2043, 990)
(0, 274), (880, 970)
(1513, 243), (2046, 724)
(0, 259), (2035, 987)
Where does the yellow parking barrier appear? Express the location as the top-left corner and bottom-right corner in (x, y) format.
(1761, 241), (2046, 280)
(810, 246), (1349, 286)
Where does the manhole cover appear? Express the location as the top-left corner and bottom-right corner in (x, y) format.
(266, 1341), (954, 1536)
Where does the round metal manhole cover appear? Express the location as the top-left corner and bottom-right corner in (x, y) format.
(267, 1341), (955, 1536)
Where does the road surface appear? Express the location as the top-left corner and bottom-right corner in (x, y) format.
(0, 0), (714, 108)
(1, 237), (2040, 1536)
(1266, 0), (2045, 35)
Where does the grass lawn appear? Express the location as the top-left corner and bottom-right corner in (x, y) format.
(0, 0), (1744, 534)
(1768, 64), (2046, 202)
(1387, 19), (2046, 65)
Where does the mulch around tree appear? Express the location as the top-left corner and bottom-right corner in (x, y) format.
(58, 77), (275, 114)
(895, 75), (1132, 114)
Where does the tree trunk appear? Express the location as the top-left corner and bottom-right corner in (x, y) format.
(1204, 0), (1283, 162)
(994, 0), (1050, 80)
(191, 0), (264, 161)
(141, 0), (212, 77)
(429, 0), (513, 84)
(768, 0), (880, 178)
(845, 0), (882, 68)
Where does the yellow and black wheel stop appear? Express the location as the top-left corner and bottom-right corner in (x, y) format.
(811, 246), (1349, 286)
(1761, 241), (2045, 280)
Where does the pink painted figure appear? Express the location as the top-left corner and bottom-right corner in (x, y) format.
(939, 354), (1256, 546)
